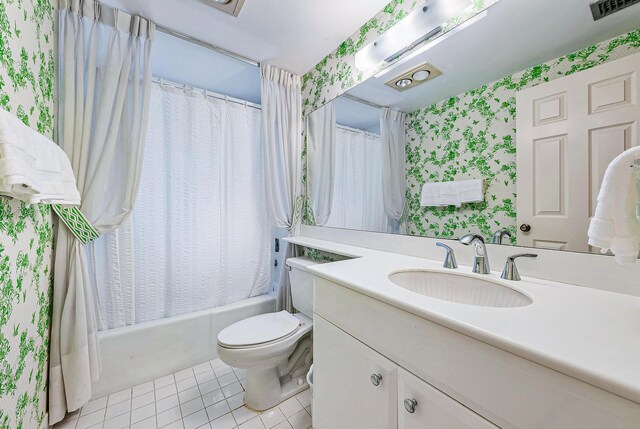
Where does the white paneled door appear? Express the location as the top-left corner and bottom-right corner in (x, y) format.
(517, 52), (640, 252)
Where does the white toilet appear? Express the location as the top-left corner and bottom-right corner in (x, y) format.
(216, 257), (318, 411)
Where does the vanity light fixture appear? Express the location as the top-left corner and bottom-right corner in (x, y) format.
(387, 62), (441, 91)
(355, 0), (472, 73)
(199, 0), (246, 16)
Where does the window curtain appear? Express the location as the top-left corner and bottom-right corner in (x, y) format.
(87, 83), (271, 330)
(306, 101), (336, 226)
(380, 107), (407, 234)
(51, 1), (154, 423)
(325, 127), (388, 232)
(260, 64), (303, 312)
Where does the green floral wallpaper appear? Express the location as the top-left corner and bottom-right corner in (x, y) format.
(0, 0), (55, 428)
(405, 28), (640, 242)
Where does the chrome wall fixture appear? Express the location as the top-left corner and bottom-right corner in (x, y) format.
(385, 62), (442, 91)
(198, 0), (247, 17)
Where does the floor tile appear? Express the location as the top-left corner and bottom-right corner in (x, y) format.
(180, 397), (205, 417)
(198, 379), (220, 395)
(108, 389), (132, 406)
(272, 421), (293, 429)
(217, 373), (237, 388)
(206, 400), (231, 422)
(155, 375), (176, 389)
(226, 392), (244, 411)
(209, 412), (236, 429)
(105, 400), (131, 420)
(209, 359), (225, 369)
(195, 371), (216, 385)
(156, 384), (178, 401)
(133, 381), (155, 398)
(233, 369), (247, 381)
(157, 394), (180, 413)
(179, 386), (201, 404)
(260, 407), (286, 428)
(81, 397), (108, 416)
(192, 362), (212, 375)
(76, 409), (106, 429)
(213, 365), (233, 377)
(60, 410), (81, 424)
(103, 412), (130, 429)
(232, 406), (258, 425)
(132, 391), (155, 410)
(278, 397), (302, 419)
(294, 390), (311, 408)
(221, 382), (243, 398)
(131, 403), (156, 424)
(287, 409), (311, 429)
(163, 419), (185, 429)
(54, 421), (78, 429)
(131, 415), (157, 429)
(157, 405), (182, 428)
(174, 368), (195, 382)
(239, 417), (265, 429)
(177, 376), (198, 393)
(183, 409), (209, 429)
(202, 389), (225, 407)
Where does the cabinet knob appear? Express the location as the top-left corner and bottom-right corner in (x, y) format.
(404, 398), (418, 414)
(370, 373), (382, 386)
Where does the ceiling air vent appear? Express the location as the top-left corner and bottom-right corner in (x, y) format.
(199, 0), (246, 17)
(590, 0), (639, 21)
(386, 62), (442, 92)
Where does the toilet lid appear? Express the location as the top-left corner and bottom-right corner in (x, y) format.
(218, 311), (301, 348)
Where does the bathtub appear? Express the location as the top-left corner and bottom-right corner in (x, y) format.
(91, 294), (277, 398)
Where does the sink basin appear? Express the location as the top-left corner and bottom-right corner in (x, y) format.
(388, 270), (532, 308)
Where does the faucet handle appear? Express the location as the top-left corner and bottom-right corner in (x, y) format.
(436, 242), (458, 269)
(501, 253), (537, 281)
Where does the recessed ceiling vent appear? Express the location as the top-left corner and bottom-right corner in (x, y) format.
(590, 0), (639, 21)
(386, 62), (442, 92)
(199, 0), (246, 17)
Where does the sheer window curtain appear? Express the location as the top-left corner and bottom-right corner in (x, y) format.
(325, 127), (388, 232)
(260, 64), (303, 312)
(51, 1), (154, 423)
(88, 83), (271, 330)
(306, 101), (336, 226)
(380, 107), (408, 234)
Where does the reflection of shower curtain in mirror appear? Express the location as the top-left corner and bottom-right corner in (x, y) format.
(87, 83), (271, 330)
(325, 126), (388, 232)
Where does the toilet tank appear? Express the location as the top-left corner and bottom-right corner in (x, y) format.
(286, 257), (322, 319)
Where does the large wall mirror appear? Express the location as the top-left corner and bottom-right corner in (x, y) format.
(305, 0), (640, 255)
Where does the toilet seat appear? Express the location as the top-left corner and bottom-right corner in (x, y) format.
(218, 311), (301, 349)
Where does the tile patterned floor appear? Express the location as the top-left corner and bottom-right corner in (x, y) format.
(53, 359), (312, 429)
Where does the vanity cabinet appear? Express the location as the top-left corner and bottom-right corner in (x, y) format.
(313, 276), (640, 429)
(314, 315), (498, 429)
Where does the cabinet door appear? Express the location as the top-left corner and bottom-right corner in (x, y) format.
(313, 315), (398, 429)
(398, 368), (499, 429)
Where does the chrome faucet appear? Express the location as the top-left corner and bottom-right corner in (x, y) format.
(492, 228), (513, 244)
(435, 243), (457, 269)
(501, 254), (537, 281)
(459, 234), (490, 274)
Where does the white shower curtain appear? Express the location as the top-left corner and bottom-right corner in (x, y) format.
(326, 127), (388, 232)
(260, 64), (303, 312)
(306, 101), (336, 225)
(381, 107), (407, 233)
(51, 1), (154, 423)
(88, 83), (271, 330)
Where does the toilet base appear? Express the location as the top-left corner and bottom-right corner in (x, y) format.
(244, 365), (310, 411)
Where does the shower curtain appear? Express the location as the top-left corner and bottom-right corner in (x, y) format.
(88, 83), (271, 330)
(325, 127), (388, 232)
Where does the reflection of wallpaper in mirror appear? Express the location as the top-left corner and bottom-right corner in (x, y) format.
(405, 27), (640, 242)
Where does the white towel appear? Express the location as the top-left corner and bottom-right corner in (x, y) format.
(0, 109), (80, 205)
(438, 181), (461, 207)
(459, 179), (484, 204)
(588, 146), (640, 265)
(420, 182), (440, 207)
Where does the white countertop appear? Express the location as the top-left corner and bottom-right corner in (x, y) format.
(285, 236), (640, 405)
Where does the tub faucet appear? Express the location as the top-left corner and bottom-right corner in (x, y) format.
(459, 234), (490, 274)
(492, 228), (512, 244)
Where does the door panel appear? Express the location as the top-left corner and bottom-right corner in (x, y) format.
(313, 315), (398, 429)
(398, 368), (499, 429)
(517, 52), (640, 252)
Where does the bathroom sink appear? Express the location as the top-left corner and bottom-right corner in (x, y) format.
(388, 270), (532, 308)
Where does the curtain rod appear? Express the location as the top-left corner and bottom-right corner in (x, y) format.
(152, 77), (262, 110)
(337, 123), (380, 138)
(342, 93), (385, 110)
(156, 25), (260, 68)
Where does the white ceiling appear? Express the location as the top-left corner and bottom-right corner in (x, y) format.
(347, 0), (640, 112)
(100, 0), (390, 75)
